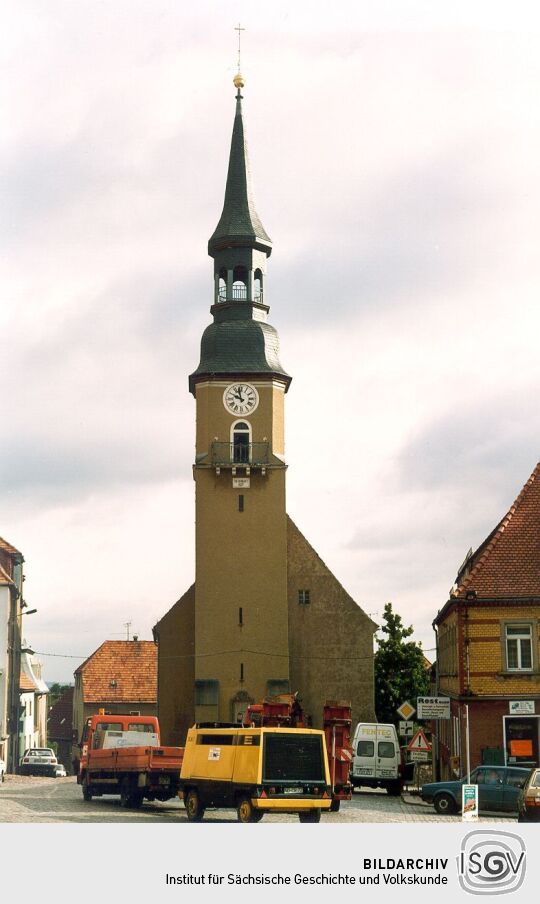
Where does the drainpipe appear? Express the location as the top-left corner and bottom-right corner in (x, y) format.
(432, 618), (440, 780)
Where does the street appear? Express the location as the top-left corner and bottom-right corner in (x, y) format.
(0, 777), (515, 823)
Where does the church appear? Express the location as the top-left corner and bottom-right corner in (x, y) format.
(153, 71), (376, 745)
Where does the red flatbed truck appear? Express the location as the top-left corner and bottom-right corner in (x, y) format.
(78, 713), (183, 808)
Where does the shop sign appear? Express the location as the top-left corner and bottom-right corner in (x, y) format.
(509, 700), (535, 715)
(417, 696), (451, 719)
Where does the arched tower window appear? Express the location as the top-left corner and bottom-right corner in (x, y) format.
(218, 268), (227, 302)
(254, 268), (263, 303)
(232, 265), (248, 300)
(231, 420), (251, 463)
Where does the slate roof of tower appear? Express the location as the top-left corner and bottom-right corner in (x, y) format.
(208, 91), (272, 255)
(189, 319), (290, 392)
(453, 460), (540, 599)
(74, 640), (157, 703)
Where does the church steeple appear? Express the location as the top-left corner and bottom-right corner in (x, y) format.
(208, 86), (272, 257)
(189, 73), (290, 395)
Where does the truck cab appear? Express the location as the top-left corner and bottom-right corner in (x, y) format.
(78, 713), (183, 808)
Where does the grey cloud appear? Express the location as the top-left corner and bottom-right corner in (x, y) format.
(269, 146), (505, 325)
(396, 394), (540, 498)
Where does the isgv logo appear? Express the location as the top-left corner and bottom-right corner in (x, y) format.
(457, 831), (526, 895)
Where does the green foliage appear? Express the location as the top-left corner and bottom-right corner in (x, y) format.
(374, 602), (430, 725)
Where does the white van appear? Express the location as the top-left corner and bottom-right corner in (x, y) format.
(350, 723), (402, 795)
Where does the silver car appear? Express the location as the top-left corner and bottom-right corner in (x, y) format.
(19, 748), (57, 776)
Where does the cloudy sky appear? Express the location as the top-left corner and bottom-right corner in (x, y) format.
(2, 1), (540, 683)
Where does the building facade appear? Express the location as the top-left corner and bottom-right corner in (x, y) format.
(72, 640), (157, 766)
(154, 75), (376, 745)
(434, 461), (540, 778)
(19, 649), (49, 755)
(0, 537), (24, 773)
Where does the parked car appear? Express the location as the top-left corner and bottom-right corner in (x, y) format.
(19, 748), (57, 776)
(517, 768), (540, 822)
(0, 758), (5, 782)
(421, 765), (531, 815)
(54, 764), (67, 778)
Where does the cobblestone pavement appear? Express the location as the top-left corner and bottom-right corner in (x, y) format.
(0, 778), (516, 823)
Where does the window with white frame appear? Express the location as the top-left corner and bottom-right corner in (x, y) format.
(505, 624), (533, 670)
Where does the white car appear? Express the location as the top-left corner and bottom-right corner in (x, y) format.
(0, 758), (5, 782)
(19, 748), (57, 776)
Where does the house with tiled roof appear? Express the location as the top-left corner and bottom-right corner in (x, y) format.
(72, 640), (157, 767)
(19, 648), (49, 756)
(0, 536), (24, 772)
(433, 461), (540, 778)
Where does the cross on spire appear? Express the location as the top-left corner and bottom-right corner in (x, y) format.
(235, 23), (245, 74)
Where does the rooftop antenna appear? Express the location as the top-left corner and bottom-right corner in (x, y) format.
(233, 23), (245, 92)
(124, 620), (132, 641)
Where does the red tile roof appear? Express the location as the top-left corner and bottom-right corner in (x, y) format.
(48, 687), (74, 740)
(75, 640), (157, 704)
(456, 461), (540, 598)
(0, 537), (23, 558)
(20, 670), (40, 692)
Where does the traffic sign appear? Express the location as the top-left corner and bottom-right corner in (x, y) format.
(407, 728), (431, 753)
(410, 750), (429, 762)
(417, 696), (451, 719)
(399, 720), (414, 737)
(396, 700), (415, 721)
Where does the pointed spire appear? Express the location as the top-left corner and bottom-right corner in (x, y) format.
(208, 87), (272, 257)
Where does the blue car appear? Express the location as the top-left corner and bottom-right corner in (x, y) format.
(421, 765), (531, 815)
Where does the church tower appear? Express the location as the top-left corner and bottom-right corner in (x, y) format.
(154, 68), (376, 745)
(189, 71), (292, 723)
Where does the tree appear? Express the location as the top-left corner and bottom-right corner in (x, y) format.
(374, 602), (430, 724)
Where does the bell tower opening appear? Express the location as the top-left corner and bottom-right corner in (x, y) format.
(232, 265), (248, 300)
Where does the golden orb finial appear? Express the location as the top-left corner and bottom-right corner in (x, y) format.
(233, 72), (245, 90)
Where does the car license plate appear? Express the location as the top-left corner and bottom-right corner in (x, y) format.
(158, 776), (170, 785)
(283, 787), (302, 794)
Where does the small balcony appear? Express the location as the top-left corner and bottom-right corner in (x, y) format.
(217, 285), (263, 304)
(211, 441), (270, 468)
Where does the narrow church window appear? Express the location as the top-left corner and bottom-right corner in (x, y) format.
(298, 589), (310, 605)
(240, 662), (244, 682)
(239, 607), (243, 625)
(238, 494), (244, 512)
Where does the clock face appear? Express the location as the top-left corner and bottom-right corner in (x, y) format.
(223, 383), (259, 416)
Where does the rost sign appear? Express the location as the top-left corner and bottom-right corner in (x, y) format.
(417, 696), (451, 719)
